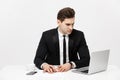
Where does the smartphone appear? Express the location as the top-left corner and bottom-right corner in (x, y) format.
(26, 71), (37, 75)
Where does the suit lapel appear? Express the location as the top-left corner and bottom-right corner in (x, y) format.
(68, 31), (74, 60)
(69, 35), (74, 52)
(52, 28), (59, 54)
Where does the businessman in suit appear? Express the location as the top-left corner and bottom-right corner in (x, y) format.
(34, 7), (90, 73)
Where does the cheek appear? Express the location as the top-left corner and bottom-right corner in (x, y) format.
(64, 27), (68, 31)
(61, 26), (66, 32)
(62, 25), (67, 30)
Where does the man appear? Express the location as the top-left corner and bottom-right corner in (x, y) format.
(34, 7), (90, 73)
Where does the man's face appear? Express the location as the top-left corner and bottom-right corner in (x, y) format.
(57, 18), (75, 35)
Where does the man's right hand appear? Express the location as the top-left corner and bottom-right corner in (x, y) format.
(42, 63), (57, 73)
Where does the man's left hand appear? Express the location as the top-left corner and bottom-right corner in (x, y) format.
(57, 63), (72, 72)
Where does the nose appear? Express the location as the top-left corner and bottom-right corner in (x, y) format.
(69, 26), (73, 30)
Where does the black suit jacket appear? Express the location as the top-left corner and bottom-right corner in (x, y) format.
(34, 28), (90, 69)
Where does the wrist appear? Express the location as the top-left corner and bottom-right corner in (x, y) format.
(69, 62), (73, 69)
(41, 63), (48, 69)
(69, 61), (76, 69)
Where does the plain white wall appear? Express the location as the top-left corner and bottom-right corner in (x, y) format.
(0, 0), (120, 69)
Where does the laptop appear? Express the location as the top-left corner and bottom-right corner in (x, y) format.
(73, 49), (110, 74)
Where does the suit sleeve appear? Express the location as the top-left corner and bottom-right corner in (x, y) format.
(34, 32), (48, 69)
(74, 32), (90, 68)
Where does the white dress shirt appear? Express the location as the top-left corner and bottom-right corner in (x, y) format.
(58, 28), (69, 65)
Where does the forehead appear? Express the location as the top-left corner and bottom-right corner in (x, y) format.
(63, 18), (75, 23)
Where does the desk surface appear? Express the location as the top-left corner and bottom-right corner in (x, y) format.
(0, 65), (120, 80)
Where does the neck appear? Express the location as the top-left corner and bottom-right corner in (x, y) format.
(58, 27), (65, 35)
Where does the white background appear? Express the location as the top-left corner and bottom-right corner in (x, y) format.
(0, 0), (120, 69)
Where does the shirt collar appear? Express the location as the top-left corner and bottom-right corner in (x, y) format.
(58, 27), (68, 37)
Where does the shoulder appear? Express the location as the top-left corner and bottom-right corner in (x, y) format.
(71, 29), (84, 35)
(42, 28), (57, 35)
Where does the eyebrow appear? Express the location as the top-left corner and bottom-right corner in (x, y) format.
(66, 23), (74, 25)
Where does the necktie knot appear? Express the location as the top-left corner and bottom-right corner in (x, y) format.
(63, 35), (66, 37)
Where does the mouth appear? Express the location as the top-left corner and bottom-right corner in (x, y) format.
(67, 29), (72, 34)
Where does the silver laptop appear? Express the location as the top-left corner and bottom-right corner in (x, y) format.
(73, 50), (110, 74)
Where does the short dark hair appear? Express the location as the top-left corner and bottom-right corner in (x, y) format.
(57, 7), (75, 22)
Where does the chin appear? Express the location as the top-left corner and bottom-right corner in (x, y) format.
(67, 32), (72, 35)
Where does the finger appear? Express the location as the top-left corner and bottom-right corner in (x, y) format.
(61, 68), (65, 72)
(64, 68), (67, 72)
(49, 65), (57, 72)
(43, 67), (54, 73)
(58, 65), (62, 68)
(43, 69), (47, 73)
(57, 65), (62, 70)
(57, 67), (61, 72)
(50, 66), (57, 72)
(49, 68), (54, 73)
(48, 67), (56, 73)
(58, 65), (66, 72)
(46, 68), (51, 73)
(58, 67), (65, 72)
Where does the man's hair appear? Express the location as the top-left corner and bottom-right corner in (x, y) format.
(57, 7), (75, 22)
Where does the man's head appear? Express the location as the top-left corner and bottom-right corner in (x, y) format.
(57, 7), (75, 35)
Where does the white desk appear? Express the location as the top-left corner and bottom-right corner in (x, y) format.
(0, 65), (120, 80)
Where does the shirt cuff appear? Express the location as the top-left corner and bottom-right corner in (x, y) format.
(70, 61), (76, 68)
(40, 62), (48, 69)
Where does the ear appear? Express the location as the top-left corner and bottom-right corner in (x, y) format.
(57, 19), (61, 25)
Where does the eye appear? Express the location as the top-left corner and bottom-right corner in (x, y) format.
(66, 24), (71, 26)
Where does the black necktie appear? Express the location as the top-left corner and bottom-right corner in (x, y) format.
(63, 35), (66, 64)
